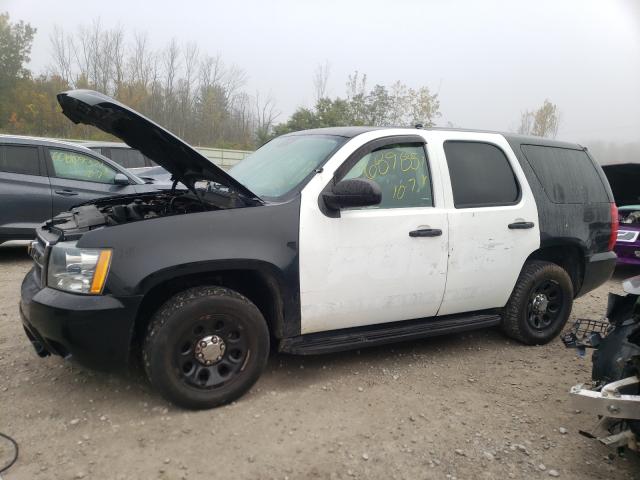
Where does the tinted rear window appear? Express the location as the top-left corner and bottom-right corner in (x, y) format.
(444, 141), (519, 208)
(0, 145), (40, 176)
(521, 145), (609, 204)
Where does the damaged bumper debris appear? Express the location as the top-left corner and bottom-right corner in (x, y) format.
(563, 276), (640, 452)
(571, 376), (640, 420)
(570, 377), (640, 450)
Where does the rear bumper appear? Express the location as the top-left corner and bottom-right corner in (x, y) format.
(19, 267), (143, 370)
(577, 251), (617, 297)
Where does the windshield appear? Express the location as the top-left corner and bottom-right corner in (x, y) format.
(229, 134), (346, 199)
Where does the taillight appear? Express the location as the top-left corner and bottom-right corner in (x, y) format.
(608, 203), (619, 251)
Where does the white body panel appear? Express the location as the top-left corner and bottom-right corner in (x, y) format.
(298, 129), (540, 334)
(428, 131), (540, 315)
(299, 130), (448, 334)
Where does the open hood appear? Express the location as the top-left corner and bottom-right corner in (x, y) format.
(57, 89), (259, 200)
(602, 163), (640, 207)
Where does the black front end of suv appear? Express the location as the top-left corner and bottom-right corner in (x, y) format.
(19, 230), (142, 370)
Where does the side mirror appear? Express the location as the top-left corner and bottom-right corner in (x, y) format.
(322, 178), (382, 210)
(114, 173), (130, 186)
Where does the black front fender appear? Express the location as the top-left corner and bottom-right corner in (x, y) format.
(75, 198), (302, 336)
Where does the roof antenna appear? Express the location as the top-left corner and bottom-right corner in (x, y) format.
(414, 123), (424, 129)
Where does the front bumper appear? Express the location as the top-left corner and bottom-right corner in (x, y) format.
(614, 244), (640, 266)
(20, 267), (143, 370)
(577, 251), (617, 297)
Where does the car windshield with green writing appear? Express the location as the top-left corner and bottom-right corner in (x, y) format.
(229, 134), (346, 199)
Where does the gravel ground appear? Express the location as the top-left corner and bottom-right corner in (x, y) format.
(1, 241), (639, 480)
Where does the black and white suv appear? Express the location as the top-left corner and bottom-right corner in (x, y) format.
(20, 90), (618, 409)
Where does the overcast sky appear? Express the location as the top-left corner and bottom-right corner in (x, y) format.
(4, 0), (640, 144)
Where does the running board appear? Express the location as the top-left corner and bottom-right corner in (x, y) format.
(279, 311), (502, 355)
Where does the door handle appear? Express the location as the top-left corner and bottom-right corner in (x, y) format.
(409, 228), (442, 237)
(508, 221), (535, 229)
(55, 189), (78, 196)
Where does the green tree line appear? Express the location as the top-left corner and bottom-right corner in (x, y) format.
(0, 14), (278, 149)
(272, 71), (441, 138)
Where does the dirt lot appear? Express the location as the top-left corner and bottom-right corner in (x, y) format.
(1, 242), (639, 480)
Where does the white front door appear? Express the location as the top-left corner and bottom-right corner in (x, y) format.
(298, 135), (449, 334)
(431, 132), (541, 316)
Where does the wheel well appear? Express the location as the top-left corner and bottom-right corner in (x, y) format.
(132, 270), (284, 348)
(526, 245), (584, 296)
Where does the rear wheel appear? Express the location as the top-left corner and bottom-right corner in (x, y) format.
(502, 260), (574, 345)
(143, 286), (269, 409)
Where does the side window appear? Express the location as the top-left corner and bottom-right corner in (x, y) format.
(343, 143), (433, 208)
(110, 148), (147, 168)
(49, 149), (117, 184)
(520, 144), (609, 204)
(0, 145), (40, 176)
(88, 147), (103, 156)
(143, 155), (157, 167)
(444, 141), (519, 208)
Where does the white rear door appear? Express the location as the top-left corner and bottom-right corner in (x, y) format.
(299, 132), (449, 334)
(431, 132), (540, 316)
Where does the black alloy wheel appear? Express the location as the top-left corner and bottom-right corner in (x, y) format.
(526, 279), (564, 331)
(143, 286), (270, 409)
(175, 314), (250, 389)
(502, 260), (574, 345)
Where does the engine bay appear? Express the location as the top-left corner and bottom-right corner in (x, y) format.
(43, 190), (245, 240)
(620, 208), (640, 225)
(99, 192), (214, 225)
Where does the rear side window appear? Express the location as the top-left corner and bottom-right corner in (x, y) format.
(0, 145), (40, 176)
(521, 145), (609, 204)
(444, 141), (519, 208)
(109, 148), (147, 168)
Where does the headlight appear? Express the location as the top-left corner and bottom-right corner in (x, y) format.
(47, 242), (112, 294)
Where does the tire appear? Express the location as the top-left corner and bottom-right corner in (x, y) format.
(143, 286), (270, 409)
(501, 260), (574, 345)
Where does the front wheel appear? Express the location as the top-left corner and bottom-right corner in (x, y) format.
(143, 286), (270, 409)
(501, 260), (574, 345)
